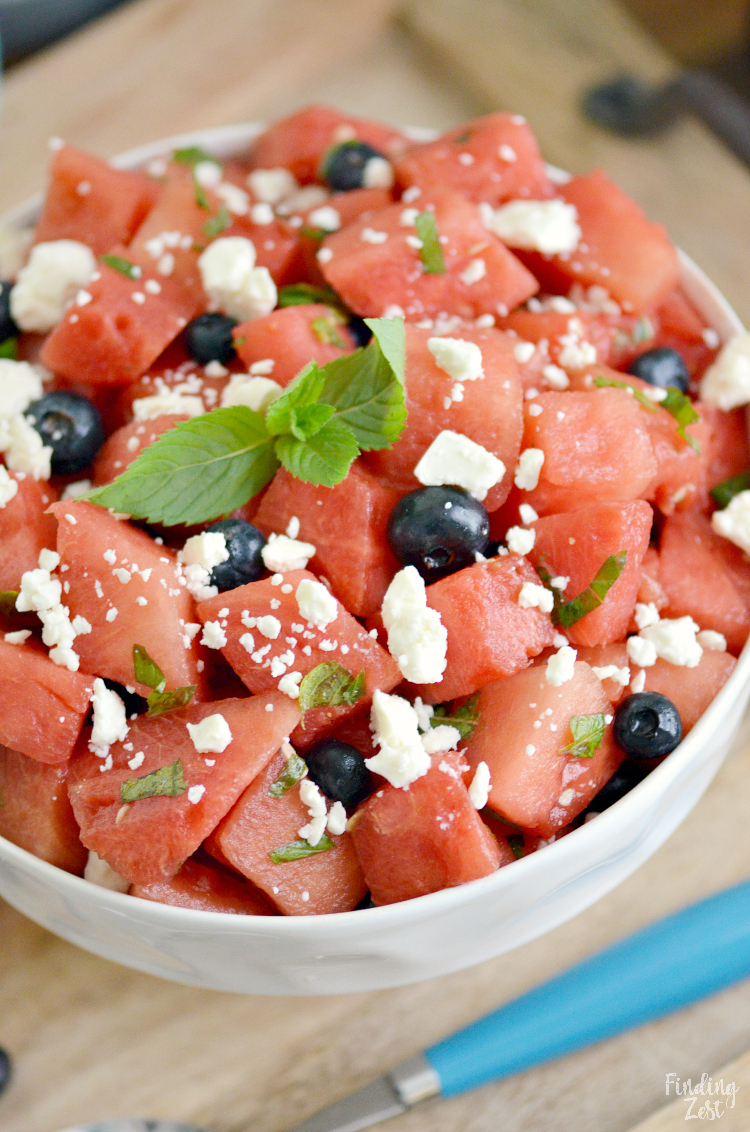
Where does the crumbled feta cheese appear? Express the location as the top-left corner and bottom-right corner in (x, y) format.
(298, 778), (328, 846)
(517, 581), (554, 612)
(513, 340), (536, 365)
(519, 503), (539, 525)
(90, 678), (129, 754)
(131, 392), (204, 420)
(630, 669), (646, 693)
(4, 629), (30, 645)
(10, 240), (96, 331)
(362, 156), (394, 189)
(557, 321), (597, 369)
(296, 578), (338, 630)
(201, 620), (227, 649)
(220, 374), (283, 412)
(546, 644), (577, 686)
(514, 448), (545, 491)
(250, 201), (274, 225)
(489, 200), (580, 255)
(468, 761), (491, 809)
(639, 616), (703, 668)
(427, 336), (484, 382)
(506, 525), (535, 555)
(700, 331), (750, 410)
(256, 615), (281, 639)
(308, 205), (341, 232)
(187, 784), (207, 805)
(712, 489), (750, 554)
(178, 531), (229, 602)
(633, 602), (659, 631)
(413, 697), (434, 732)
(261, 533), (316, 573)
(696, 629), (727, 652)
(193, 160), (222, 188)
(0, 359), (44, 419)
(278, 671), (303, 698)
(381, 566), (447, 684)
(421, 724), (461, 754)
(84, 851), (130, 892)
(460, 258), (486, 285)
(414, 430), (505, 502)
(626, 635), (657, 668)
(360, 228), (388, 244)
(592, 664), (630, 687)
(326, 800), (347, 836)
(542, 363), (570, 390)
(186, 713), (232, 753)
(365, 690), (432, 789)
(0, 467), (18, 508)
(198, 236), (277, 321)
(216, 181), (250, 215)
(0, 414), (52, 479)
(16, 565), (61, 611)
(247, 167), (298, 204)
(316, 247), (333, 264)
(61, 479), (92, 501)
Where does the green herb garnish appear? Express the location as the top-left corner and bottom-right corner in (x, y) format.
(268, 835), (335, 863)
(414, 211), (446, 274)
(593, 375), (657, 413)
(300, 226), (327, 243)
(269, 752), (308, 798)
(554, 552), (627, 629)
(120, 758), (187, 802)
(88, 319), (406, 526)
(311, 314), (346, 348)
(430, 692), (480, 741)
(203, 203), (231, 239)
(507, 833), (525, 859)
(101, 254), (141, 280)
(711, 469), (750, 510)
(561, 713), (606, 759)
(298, 662), (365, 718)
(172, 145), (219, 210)
(661, 387), (701, 453)
(278, 283), (342, 309)
(631, 317), (654, 344)
(0, 337), (18, 360)
(132, 643), (196, 715)
(0, 591), (19, 616)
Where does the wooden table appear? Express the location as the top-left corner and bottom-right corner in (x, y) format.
(2, 3), (750, 1130)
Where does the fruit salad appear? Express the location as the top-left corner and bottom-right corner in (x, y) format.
(1, 104), (750, 916)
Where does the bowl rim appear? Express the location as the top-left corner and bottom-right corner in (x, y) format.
(0, 122), (747, 939)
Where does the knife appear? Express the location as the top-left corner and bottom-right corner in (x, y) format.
(292, 876), (750, 1131)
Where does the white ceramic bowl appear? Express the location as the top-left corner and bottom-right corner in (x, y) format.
(0, 125), (748, 996)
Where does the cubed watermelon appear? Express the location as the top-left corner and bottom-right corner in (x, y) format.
(130, 855), (276, 914)
(233, 303), (356, 385)
(641, 649), (737, 733)
(0, 743), (86, 873)
(92, 414), (189, 486)
(0, 473), (58, 591)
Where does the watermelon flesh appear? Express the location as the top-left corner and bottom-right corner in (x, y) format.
(0, 473), (58, 591)
(233, 303), (356, 386)
(0, 743), (86, 873)
(130, 856), (277, 914)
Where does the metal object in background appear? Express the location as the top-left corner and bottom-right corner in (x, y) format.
(584, 70), (750, 167)
(0, 0), (126, 64)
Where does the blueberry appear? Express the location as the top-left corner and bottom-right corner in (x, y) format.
(0, 1046), (11, 1096)
(305, 738), (373, 810)
(627, 347), (689, 393)
(0, 281), (18, 343)
(183, 313), (238, 365)
(322, 141), (388, 192)
(613, 691), (682, 760)
(347, 315), (372, 348)
(387, 486), (490, 584)
(25, 391), (105, 475)
(206, 518), (266, 591)
(583, 761), (649, 815)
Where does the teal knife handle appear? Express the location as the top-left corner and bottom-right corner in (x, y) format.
(425, 878), (750, 1097)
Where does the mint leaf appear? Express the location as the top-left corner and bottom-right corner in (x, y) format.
(555, 552), (627, 629)
(268, 835), (335, 863)
(0, 337), (18, 360)
(289, 403), (335, 441)
(147, 685), (196, 716)
(414, 211), (445, 274)
(203, 204), (231, 239)
(278, 283), (342, 308)
(133, 644), (166, 693)
(269, 752), (308, 798)
(101, 254), (141, 280)
(365, 318), (406, 385)
(311, 314), (346, 348)
(631, 316), (654, 344)
(88, 407), (279, 526)
(561, 713), (606, 758)
(264, 362), (326, 436)
(431, 691), (480, 740)
(507, 833), (525, 859)
(276, 417), (359, 487)
(593, 375), (657, 414)
(120, 758), (187, 802)
(298, 662), (365, 716)
(300, 226), (327, 243)
(661, 388), (701, 453)
(0, 590), (19, 616)
(711, 468), (750, 510)
(172, 145), (219, 211)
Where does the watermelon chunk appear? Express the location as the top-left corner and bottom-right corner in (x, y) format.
(92, 414), (189, 486)
(320, 186), (539, 320)
(33, 145), (160, 255)
(0, 638), (94, 765)
(127, 174), (209, 299)
(464, 661), (622, 836)
(519, 388), (657, 516)
(498, 308), (614, 369)
(130, 856), (276, 914)
(574, 642), (630, 704)
(350, 750), (507, 905)
(253, 463), (403, 617)
(50, 500), (207, 696)
(529, 500), (653, 647)
(0, 473), (58, 591)
(649, 287), (719, 378)
(638, 547), (668, 610)
(395, 113), (555, 207)
(207, 745), (367, 915)
(232, 303), (356, 386)
(0, 744), (86, 873)
(67, 692), (299, 885)
(197, 568), (400, 746)
(641, 649), (737, 733)
(363, 323), (523, 511)
(417, 554), (557, 703)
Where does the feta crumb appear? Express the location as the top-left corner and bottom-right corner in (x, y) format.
(105, 607), (118, 622)
(261, 533), (316, 573)
(557, 788), (576, 807)
(256, 615), (281, 639)
(712, 489), (750, 554)
(132, 392), (204, 420)
(4, 629), (30, 644)
(506, 525), (535, 555)
(308, 205), (341, 232)
(542, 363), (570, 390)
(201, 620), (227, 649)
(0, 359), (44, 419)
(546, 645), (577, 686)
(0, 414), (52, 479)
(10, 240), (96, 331)
(514, 448), (545, 491)
(296, 578), (338, 630)
(360, 227), (388, 244)
(460, 258), (486, 285)
(513, 340), (536, 364)
(89, 678), (129, 753)
(247, 167), (298, 204)
(316, 247), (333, 264)
(527, 403), (543, 417)
(326, 800), (347, 836)
(220, 374), (283, 413)
(198, 236), (277, 321)
(700, 331), (750, 410)
(365, 690), (432, 788)
(186, 713), (232, 754)
(630, 669), (646, 693)
(84, 851), (129, 893)
(381, 566), (447, 684)
(414, 430), (505, 502)
(634, 602), (660, 630)
(639, 616), (703, 668)
(592, 664), (630, 687)
(187, 784), (206, 805)
(427, 336), (484, 383)
(61, 479), (92, 501)
(421, 724), (461, 754)
(517, 581), (554, 612)
(362, 155), (394, 189)
(278, 671), (303, 698)
(178, 531), (229, 602)
(468, 761), (491, 809)
(0, 467), (18, 508)
(696, 629), (727, 652)
(490, 200), (580, 255)
(519, 503), (539, 525)
(298, 778), (328, 846)
(413, 697), (434, 732)
(626, 635), (657, 668)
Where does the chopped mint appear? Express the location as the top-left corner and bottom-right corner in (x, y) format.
(300, 226), (327, 243)
(661, 388), (701, 453)
(0, 591), (19, 616)
(101, 254), (141, 280)
(269, 752), (308, 798)
(311, 314), (346, 348)
(554, 552), (627, 629)
(414, 211), (446, 274)
(298, 662), (365, 718)
(133, 643), (195, 715)
(278, 283), (342, 309)
(561, 713), (606, 758)
(593, 375), (657, 414)
(172, 145), (219, 210)
(268, 834), (335, 863)
(711, 469), (750, 510)
(507, 833), (525, 859)
(120, 758), (187, 802)
(88, 319), (406, 525)
(0, 337), (18, 360)
(146, 685), (196, 716)
(430, 692), (481, 740)
(203, 204), (232, 239)
(631, 317), (654, 344)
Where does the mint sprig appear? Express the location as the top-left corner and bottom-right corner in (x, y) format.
(661, 388), (701, 453)
(711, 468), (750, 510)
(268, 835), (335, 863)
(172, 145), (219, 210)
(430, 692), (480, 740)
(101, 254), (141, 280)
(278, 283), (342, 309)
(311, 314), (346, 348)
(203, 203), (231, 239)
(0, 590), (20, 616)
(120, 758), (187, 802)
(269, 752), (308, 798)
(561, 713), (606, 759)
(553, 552), (627, 629)
(298, 662), (365, 718)
(414, 211), (445, 274)
(89, 319), (406, 525)
(0, 337), (18, 360)
(132, 643), (196, 715)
